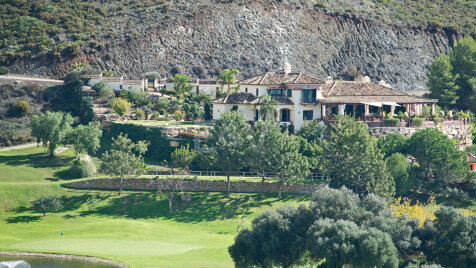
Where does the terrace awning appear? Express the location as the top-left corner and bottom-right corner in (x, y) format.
(362, 102), (383, 107)
(382, 102), (401, 107)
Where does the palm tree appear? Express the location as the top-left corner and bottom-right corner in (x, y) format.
(255, 94), (278, 120)
(218, 69), (240, 95)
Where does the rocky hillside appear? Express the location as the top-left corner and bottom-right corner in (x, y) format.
(5, 0), (471, 91)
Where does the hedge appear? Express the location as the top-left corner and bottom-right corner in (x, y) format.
(433, 117), (444, 125)
(411, 118), (424, 127)
(384, 118), (399, 127)
(97, 123), (193, 162)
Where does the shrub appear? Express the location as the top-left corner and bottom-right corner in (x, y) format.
(158, 108), (166, 115)
(135, 108), (145, 119)
(384, 118), (399, 127)
(0, 66), (8, 75)
(173, 110), (186, 121)
(14, 100), (31, 116)
(70, 155), (97, 178)
(111, 97), (130, 116)
(433, 117), (444, 125)
(411, 118), (424, 127)
(151, 111), (160, 119)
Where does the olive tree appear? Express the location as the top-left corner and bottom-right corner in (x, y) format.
(30, 111), (74, 157)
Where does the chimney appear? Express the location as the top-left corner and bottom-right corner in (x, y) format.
(378, 80), (390, 87)
(284, 64), (291, 75)
(359, 76), (371, 83)
(325, 76), (333, 84)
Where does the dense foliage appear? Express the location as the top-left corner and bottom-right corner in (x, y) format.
(428, 36), (476, 112)
(230, 187), (455, 267)
(323, 116), (395, 200)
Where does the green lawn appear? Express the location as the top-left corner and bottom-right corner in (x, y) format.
(0, 147), (309, 267)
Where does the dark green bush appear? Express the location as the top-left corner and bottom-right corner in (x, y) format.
(0, 66), (8, 75)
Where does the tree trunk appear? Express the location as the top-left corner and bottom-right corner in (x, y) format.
(226, 172), (230, 196)
(49, 143), (55, 158)
(119, 176), (123, 195)
(278, 182), (282, 201)
(259, 174), (265, 197)
(43, 211), (46, 217)
(168, 195), (173, 214)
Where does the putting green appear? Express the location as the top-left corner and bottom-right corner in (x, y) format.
(11, 239), (200, 256)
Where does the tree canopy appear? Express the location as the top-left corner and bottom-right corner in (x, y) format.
(208, 111), (251, 195)
(323, 116), (395, 199)
(100, 134), (148, 195)
(30, 111), (74, 157)
(68, 121), (102, 158)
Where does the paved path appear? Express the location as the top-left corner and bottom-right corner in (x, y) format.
(0, 75), (64, 85)
(0, 143), (69, 156)
(0, 142), (39, 152)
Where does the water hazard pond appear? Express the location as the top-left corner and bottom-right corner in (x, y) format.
(0, 256), (120, 268)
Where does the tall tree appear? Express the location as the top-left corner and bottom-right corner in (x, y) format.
(386, 153), (414, 196)
(208, 111), (251, 195)
(255, 94), (279, 120)
(274, 135), (310, 200)
(30, 111), (74, 157)
(249, 119), (284, 196)
(323, 116), (395, 200)
(100, 134), (148, 195)
(218, 69), (239, 95)
(406, 128), (468, 187)
(450, 36), (476, 112)
(427, 54), (459, 108)
(68, 121), (102, 159)
(170, 74), (193, 99)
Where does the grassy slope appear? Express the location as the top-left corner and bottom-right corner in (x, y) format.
(0, 146), (309, 267)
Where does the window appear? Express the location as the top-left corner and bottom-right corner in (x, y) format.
(287, 89), (292, 97)
(245, 87), (248, 93)
(302, 89), (316, 103)
(267, 89), (282, 96)
(303, 110), (313, 120)
(281, 109), (290, 122)
(256, 88), (259, 96)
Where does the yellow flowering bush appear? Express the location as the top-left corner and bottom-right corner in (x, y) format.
(390, 197), (435, 227)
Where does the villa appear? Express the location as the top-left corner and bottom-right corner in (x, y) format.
(82, 73), (148, 93)
(212, 65), (437, 130)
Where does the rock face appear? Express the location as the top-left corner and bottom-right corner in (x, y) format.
(9, 0), (455, 91)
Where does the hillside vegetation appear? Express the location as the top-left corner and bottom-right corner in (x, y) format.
(1, 0), (473, 66)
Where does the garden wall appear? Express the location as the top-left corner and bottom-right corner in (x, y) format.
(65, 178), (326, 195)
(369, 123), (472, 147)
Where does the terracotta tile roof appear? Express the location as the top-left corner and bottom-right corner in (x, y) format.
(212, 93), (294, 105)
(321, 81), (437, 104)
(212, 93), (258, 104)
(82, 74), (100, 79)
(102, 77), (122, 82)
(467, 153), (476, 163)
(123, 80), (142, 85)
(270, 96), (294, 105)
(239, 70), (324, 85)
(321, 95), (438, 104)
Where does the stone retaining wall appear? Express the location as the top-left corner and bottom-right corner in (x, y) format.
(369, 124), (472, 146)
(65, 178), (325, 195)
